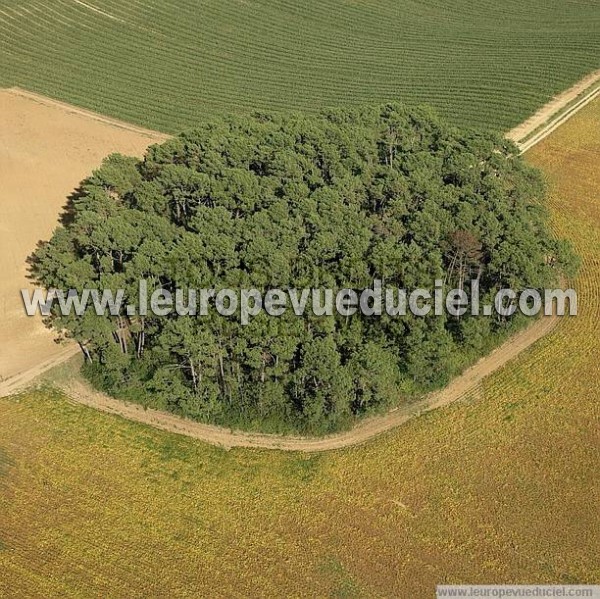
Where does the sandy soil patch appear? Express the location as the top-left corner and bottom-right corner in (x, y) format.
(0, 88), (167, 389)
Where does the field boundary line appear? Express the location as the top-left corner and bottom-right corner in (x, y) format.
(0, 345), (80, 398)
(517, 84), (600, 152)
(506, 69), (600, 150)
(4, 87), (170, 142)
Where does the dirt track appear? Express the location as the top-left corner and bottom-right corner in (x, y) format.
(0, 73), (595, 450)
(506, 69), (600, 146)
(60, 313), (558, 451)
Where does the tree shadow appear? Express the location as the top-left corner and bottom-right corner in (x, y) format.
(59, 184), (86, 226)
(25, 183), (86, 285)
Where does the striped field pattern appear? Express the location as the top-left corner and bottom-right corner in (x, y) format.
(0, 0), (599, 133)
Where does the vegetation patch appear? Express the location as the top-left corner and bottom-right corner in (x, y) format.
(32, 103), (576, 434)
(319, 557), (364, 598)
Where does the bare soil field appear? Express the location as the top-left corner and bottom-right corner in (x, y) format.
(0, 88), (166, 388)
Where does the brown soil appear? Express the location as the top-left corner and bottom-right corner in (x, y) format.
(0, 88), (167, 389)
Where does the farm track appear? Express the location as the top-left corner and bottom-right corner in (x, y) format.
(507, 69), (600, 150)
(1, 71), (597, 451)
(61, 313), (559, 452)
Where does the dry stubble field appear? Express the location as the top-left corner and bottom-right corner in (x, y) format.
(0, 99), (598, 597)
(0, 89), (166, 389)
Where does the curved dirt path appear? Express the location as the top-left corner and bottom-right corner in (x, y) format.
(58, 313), (558, 452)
(1, 70), (595, 450)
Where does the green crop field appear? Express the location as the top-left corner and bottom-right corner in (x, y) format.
(0, 0), (598, 133)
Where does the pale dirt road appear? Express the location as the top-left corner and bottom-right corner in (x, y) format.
(506, 69), (600, 147)
(0, 88), (167, 393)
(0, 72), (594, 450)
(60, 313), (558, 452)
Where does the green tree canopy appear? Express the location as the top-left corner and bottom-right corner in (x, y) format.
(31, 103), (576, 434)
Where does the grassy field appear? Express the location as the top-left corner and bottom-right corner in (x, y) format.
(0, 98), (599, 598)
(0, 0), (598, 133)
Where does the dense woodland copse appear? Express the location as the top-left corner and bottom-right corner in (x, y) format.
(32, 103), (577, 434)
